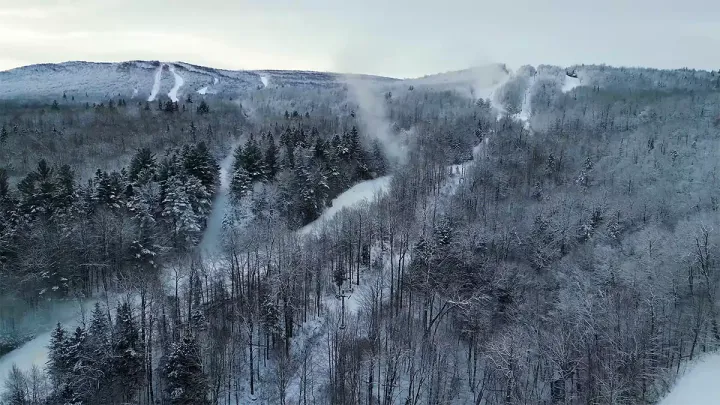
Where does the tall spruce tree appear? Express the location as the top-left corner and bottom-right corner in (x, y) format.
(112, 303), (144, 402)
(163, 332), (210, 405)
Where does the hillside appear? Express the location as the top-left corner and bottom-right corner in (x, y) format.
(0, 60), (404, 102)
(1, 61), (719, 405)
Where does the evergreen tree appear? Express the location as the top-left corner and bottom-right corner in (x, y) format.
(112, 303), (144, 402)
(0, 124), (7, 144)
(93, 170), (126, 209)
(230, 166), (253, 200)
(370, 140), (388, 176)
(0, 167), (10, 201)
(189, 121), (197, 141)
(51, 100), (60, 111)
(47, 323), (70, 387)
(196, 101), (210, 115)
(163, 332), (209, 405)
(182, 142), (219, 193)
(162, 174), (203, 247)
(242, 136), (266, 182)
(264, 135), (279, 180)
(129, 148), (157, 184)
(17, 159), (57, 219)
(54, 164), (76, 213)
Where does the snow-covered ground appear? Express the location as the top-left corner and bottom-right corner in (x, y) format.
(260, 76), (269, 88)
(0, 300), (97, 388)
(199, 143), (239, 256)
(517, 74), (536, 129)
(197, 77), (219, 95)
(298, 176), (391, 235)
(148, 64), (164, 102)
(167, 64), (184, 102)
(659, 353), (720, 405)
(562, 74), (581, 93)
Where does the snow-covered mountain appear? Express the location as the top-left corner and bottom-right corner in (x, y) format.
(0, 60), (511, 102)
(0, 60), (391, 101)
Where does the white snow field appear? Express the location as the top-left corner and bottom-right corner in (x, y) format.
(260, 75), (269, 87)
(659, 353), (720, 405)
(562, 73), (581, 93)
(148, 63), (164, 101)
(167, 64), (184, 102)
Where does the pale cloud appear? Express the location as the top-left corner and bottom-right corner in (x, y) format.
(1, 0), (719, 76)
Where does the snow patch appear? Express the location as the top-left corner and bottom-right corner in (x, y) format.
(660, 353), (720, 405)
(260, 76), (269, 88)
(168, 64), (184, 102)
(131, 88), (138, 98)
(197, 86), (208, 95)
(562, 74), (581, 93)
(148, 64), (164, 102)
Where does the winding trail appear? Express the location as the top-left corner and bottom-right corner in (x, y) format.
(148, 64), (164, 102)
(199, 143), (240, 256)
(168, 64), (184, 102)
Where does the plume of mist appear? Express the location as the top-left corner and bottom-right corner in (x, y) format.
(343, 75), (409, 166)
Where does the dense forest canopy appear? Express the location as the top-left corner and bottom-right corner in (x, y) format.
(1, 62), (719, 404)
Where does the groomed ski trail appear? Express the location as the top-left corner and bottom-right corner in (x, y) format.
(168, 64), (184, 102)
(148, 64), (164, 102)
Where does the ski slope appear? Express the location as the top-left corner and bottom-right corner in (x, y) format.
(148, 64), (164, 102)
(0, 300), (96, 388)
(517, 74), (536, 129)
(199, 143), (240, 256)
(659, 353), (720, 405)
(299, 176), (391, 235)
(167, 64), (184, 102)
(562, 74), (581, 93)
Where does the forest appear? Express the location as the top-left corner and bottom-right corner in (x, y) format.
(1, 63), (719, 404)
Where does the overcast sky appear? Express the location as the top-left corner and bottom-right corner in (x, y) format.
(1, 0), (719, 78)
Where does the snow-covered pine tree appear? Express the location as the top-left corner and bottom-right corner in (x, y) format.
(129, 148), (157, 184)
(264, 134), (279, 180)
(182, 142), (219, 194)
(163, 332), (210, 405)
(162, 174), (202, 248)
(112, 303), (144, 402)
(230, 166), (253, 200)
(83, 303), (113, 403)
(47, 323), (70, 387)
(242, 135), (266, 183)
(196, 100), (210, 115)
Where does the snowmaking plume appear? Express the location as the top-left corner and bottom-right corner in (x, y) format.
(343, 75), (409, 165)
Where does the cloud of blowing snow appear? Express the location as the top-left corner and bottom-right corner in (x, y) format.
(342, 75), (409, 165)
